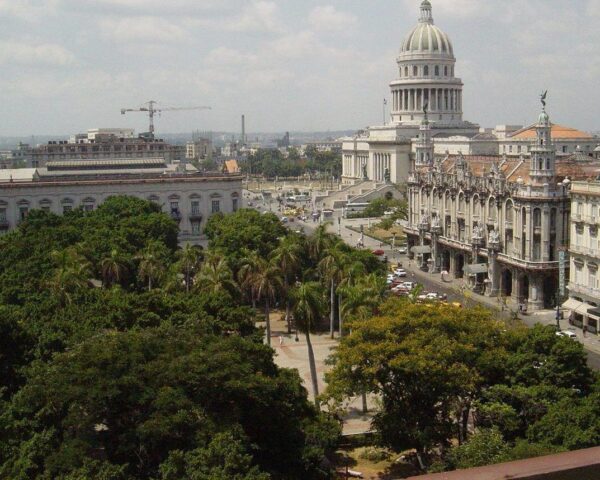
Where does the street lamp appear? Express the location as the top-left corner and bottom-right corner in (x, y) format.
(555, 292), (561, 330)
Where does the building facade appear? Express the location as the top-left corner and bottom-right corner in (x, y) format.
(0, 160), (242, 244)
(565, 181), (600, 334)
(405, 104), (579, 311)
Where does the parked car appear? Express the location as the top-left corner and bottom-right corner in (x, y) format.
(372, 249), (385, 256)
(401, 281), (417, 290)
(280, 216), (288, 223)
(556, 330), (578, 339)
(397, 246), (408, 255)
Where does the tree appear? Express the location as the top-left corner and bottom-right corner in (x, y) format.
(292, 282), (326, 407)
(177, 244), (201, 293)
(326, 299), (507, 467)
(238, 249), (263, 308)
(136, 240), (168, 291)
(272, 236), (303, 333)
(100, 248), (128, 288)
(248, 258), (283, 347)
(47, 247), (92, 305)
(318, 241), (347, 339)
(195, 252), (238, 297)
(0, 327), (338, 479)
(446, 428), (510, 470)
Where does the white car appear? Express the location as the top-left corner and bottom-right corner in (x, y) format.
(556, 330), (578, 339)
(394, 269), (407, 278)
(397, 247), (408, 255)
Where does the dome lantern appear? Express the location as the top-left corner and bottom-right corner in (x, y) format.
(420, 0), (434, 24)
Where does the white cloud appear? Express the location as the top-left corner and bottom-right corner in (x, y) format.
(0, 41), (75, 66)
(399, 0), (492, 19)
(0, 0), (58, 22)
(224, 1), (284, 34)
(205, 47), (258, 67)
(309, 5), (358, 32)
(99, 16), (189, 43)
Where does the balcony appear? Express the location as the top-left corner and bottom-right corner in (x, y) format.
(568, 283), (600, 300)
(570, 245), (598, 257)
(573, 213), (583, 222)
(170, 210), (182, 222)
(189, 211), (203, 221)
(0, 219), (9, 229)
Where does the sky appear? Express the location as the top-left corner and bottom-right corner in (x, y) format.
(0, 0), (599, 137)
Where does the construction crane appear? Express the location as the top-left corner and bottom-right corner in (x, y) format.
(120, 101), (211, 139)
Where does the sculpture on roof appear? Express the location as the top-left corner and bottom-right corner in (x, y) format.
(491, 161), (499, 175)
(541, 90), (547, 109)
(431, 214), (441, 229)
(362, 163), (368, 180)
(488, 227), (500, 245)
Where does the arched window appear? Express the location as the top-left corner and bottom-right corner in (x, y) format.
(505, 200), (514, 223)
(533, 208), (541, 228)
(546, 158), (551, 169)
(413, 65), (418, 76)
(424, 65), (429, 76)
(435, 65), (439, 76)
(473, 195), (481, 217)
(488, 198), (497, 220)
(458, 193), (465, 213)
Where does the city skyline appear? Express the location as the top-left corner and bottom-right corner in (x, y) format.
(1, 0), (599, 136)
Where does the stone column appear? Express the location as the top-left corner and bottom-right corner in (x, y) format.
(488, 237), (501, 297)
(542, 208), (550, 261)
(431, 222), (442, 273)
(528, 276), (544, 311)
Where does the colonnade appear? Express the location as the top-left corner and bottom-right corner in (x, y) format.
(392, 87), (462, 113)
(372, 153), (391, 182)
(342, 154), (368, 179)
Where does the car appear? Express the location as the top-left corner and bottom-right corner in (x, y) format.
(394, 269), (407, 277)
(397, 247), (408, 255)
(247, 201), (254, 207)
(280, 216), (288, 223)
(372, 249), (385, 256)
(401, 281), (417, 290)
(556, 330), (578, 339)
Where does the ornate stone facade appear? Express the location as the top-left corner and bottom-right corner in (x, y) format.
(405, 103), (574, 311)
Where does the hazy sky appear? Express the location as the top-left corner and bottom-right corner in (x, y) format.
(1, 0), (599, 137)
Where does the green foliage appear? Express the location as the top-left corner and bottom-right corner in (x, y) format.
(447, 429), (510, 470)
(241, 148), (341, 179)
(204, 209), (287, 263)
(347, 197), (407, 221)
(0, 196), (340, 480)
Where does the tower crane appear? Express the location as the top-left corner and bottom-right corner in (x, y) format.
(120, 100), (211, 139)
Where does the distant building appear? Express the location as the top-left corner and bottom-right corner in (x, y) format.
(304, 140), (343, 153)
(186, 138), (213, 161)
(0, 159), (242, 244)
(24, 129), (184, 168)
(566, 180), (600, 334)
(277, 132), (291, 148)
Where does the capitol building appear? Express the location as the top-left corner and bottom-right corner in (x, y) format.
(341, 0), (598, 186)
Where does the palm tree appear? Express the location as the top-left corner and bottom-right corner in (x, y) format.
(100, 249), (128, 288)
(48, 247), (92, 305)
(195, 253), (238, 296)
(336, 259), (366, 337)
(248, 258), (283, 347)
(318, 241), (347, 339)
(177, 244), (201, 292)
(136, 242), (166, 291)
(237, 249), (262, 307)
(292, 281), (325, 407)
(306, 223), (334, 263)
(272, 236), (302, 333)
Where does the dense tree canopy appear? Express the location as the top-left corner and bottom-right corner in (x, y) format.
(0, 197), (341, 479)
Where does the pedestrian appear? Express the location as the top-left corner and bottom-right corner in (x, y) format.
(583, 326), (587, 338)
(279, 335), (284, 346)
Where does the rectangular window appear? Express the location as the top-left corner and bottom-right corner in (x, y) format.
(191, 201), (200, 215)
(575, 266), (582, 284)
(590, 273), (597, 289)
(0, 208), (6, 221)
(19, 207), (28, 220)
(170, 201), (179, 211)
(577, 202), (583, 215)
(562, 145), (568, 153)
(232, 198), (239, 212)
(593, 204), (598, 219)
(191, 221), (201, 235)
(84, 204), (94, 212)
(211, 200), (220, 213)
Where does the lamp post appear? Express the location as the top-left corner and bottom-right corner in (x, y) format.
(555, 292), (561, 330)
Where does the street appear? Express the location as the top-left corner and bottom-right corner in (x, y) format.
(246, 197), (600, 370)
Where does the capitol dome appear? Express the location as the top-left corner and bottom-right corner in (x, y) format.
(400, 0), (454, 57)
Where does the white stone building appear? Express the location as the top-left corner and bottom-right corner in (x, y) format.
(0, 159), (242, 244)
(565, 181), (600, 334)
(341, 0), (479, 185)
(405, 100), (600, 312)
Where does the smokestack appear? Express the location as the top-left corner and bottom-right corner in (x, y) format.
(241, 114), (246, 146)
